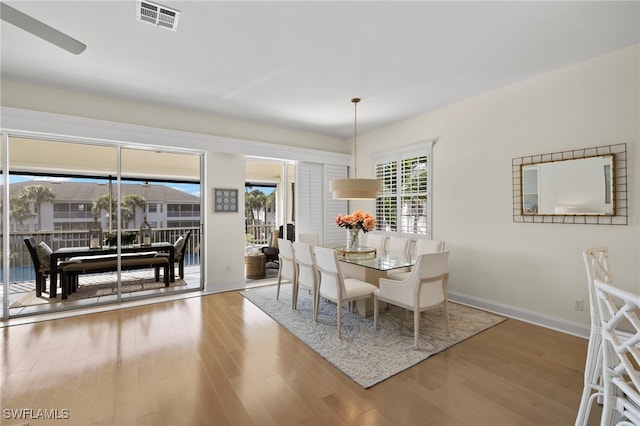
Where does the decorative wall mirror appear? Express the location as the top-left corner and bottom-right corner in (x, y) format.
(513, 143), (627, 225)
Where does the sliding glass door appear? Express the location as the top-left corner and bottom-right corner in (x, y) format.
(3, 136), (203, 318)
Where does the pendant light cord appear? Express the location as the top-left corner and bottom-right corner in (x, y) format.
(352, 97), (361, 178)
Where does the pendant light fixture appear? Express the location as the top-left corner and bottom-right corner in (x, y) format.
(330, 98), (381, 200)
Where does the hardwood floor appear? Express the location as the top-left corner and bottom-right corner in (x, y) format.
(1, 290), (599, 425)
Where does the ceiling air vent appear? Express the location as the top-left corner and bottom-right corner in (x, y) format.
(136, 1), (180, 31)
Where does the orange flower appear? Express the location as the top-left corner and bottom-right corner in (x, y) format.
(335, 211), (376, 232)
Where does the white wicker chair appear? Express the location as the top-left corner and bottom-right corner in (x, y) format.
(593, 278), (640, 425)
(575, 247), (614, 426)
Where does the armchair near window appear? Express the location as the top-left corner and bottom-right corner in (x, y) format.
(374, 251), (450, 349)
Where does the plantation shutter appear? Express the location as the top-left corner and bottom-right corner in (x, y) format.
(372, 141), (433, 237)
(295, 162), (347, 248)
(323, 164), (348, 248)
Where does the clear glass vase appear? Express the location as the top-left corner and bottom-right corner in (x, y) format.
(346, 228), (361, 252)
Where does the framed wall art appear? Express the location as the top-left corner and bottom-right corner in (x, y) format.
(213, 188), (239, 213)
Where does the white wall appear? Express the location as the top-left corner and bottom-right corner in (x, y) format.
(2, 45), (638, 335)
(354, 45), (639, 335)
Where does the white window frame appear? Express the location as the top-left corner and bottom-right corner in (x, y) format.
(372, 140), (434, 238)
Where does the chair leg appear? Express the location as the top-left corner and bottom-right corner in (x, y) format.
(373, 296), (379, 329)
(35, 272), (43, 297)
(276, 269), (282, 300)
(154, 266), (160, 282)
(414, 309), (420, 350)
(164, 264), (170, 287)
(61, 273), (68, 300)
(291, 283), (298, 310)
(576, 332), (604, 426)
(179, 260), (184, 279)
(337, 301), (342, 339)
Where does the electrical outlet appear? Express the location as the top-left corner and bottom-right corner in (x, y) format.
(575, 299), (584, 311)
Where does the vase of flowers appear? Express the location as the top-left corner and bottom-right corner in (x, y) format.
(336, 210), (376, 252)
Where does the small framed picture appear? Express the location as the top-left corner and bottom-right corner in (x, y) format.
(213, 188), (238, 213)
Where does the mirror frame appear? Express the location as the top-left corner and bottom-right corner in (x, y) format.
(512, 143), (627, 225)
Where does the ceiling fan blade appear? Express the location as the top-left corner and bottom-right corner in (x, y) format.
(1, 2), (86, 55)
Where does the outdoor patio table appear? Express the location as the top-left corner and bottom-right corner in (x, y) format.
(49, 242), (175, 298)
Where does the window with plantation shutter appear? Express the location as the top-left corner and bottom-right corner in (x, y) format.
(373, 141), (433, 237)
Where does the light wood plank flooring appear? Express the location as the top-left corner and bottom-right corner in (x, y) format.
(1, 290), (600, 425)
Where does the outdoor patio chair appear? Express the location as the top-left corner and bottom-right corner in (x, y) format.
(155, 230), (191, 281)
(24, 237), (52, 297)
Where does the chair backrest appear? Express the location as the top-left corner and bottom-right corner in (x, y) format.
(363, 233), (386, 254)
(387, 236), (410, 256)
(313, 246), (344, 301)
(292, 241), (317, 291)
(583, 247), (613, 330)
(411, 251), (450, 307)
(593, 278), (640, 425)
(277, 238), (296, 279)
(174, 230), (191, 260)
(414, 239), (445, 256)
(297, 232), (319, 246)
(24, 237), (41, 270)
(279, 224), (295, 242)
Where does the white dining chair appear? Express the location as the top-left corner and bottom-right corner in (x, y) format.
(414, 239), (445, 256)
(593, 278), (640, 425)
(576, 247), (614, 426)
(387, 238), (446, 281)
(387, 236), (410, 256)
(276, 238), (297, 302)
(292, 241), (318, 315)
(313, 246), (378, 339)
(374, 251), (450, 349)
(297, 232), (319, 246)
(362, 233), (386, 254)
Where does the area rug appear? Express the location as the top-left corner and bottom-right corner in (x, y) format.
(11, 273), (186, 308)
(242, 285), (506, 388)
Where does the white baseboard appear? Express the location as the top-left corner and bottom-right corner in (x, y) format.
(448, 291), (590, 339)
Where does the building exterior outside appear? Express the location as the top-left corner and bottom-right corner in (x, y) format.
(7, 180), (200, 233)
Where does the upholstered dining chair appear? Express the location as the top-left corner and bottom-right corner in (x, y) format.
(374, 251), (450, 349)
(415, 239), (445, 256)
(292, 241), (318, 315)
(593, 278), (640, 425)
(576, 247), (614, 426)
(276, 238), (297, 301)
(387, 239), (446, 281)
(387, 236), (410, 256)
(24, 237), (52, 297)
(362, 233), (386, 254)
(297, 232), (319, 246)
(313, 246), (378, 339)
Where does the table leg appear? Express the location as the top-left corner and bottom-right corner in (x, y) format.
(50, 257), (58, 298)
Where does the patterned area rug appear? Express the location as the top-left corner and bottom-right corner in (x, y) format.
(10, 272), (186, 308)
(242, 284), (506, 388)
